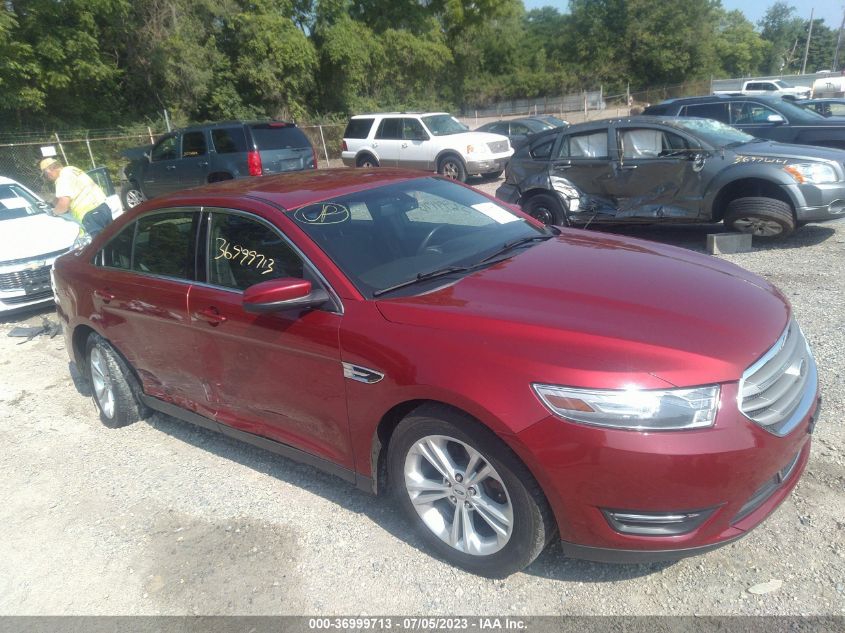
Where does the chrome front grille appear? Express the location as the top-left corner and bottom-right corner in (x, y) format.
(487, 140), (509, 154)
(0, 266), (51, 292)
(739, 319), (817, 436)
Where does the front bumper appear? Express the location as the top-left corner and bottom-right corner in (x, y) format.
(466, 155), (511, 175)
(513, 382), (820, 563)
(785, 182), (845, 222)
(0, 251), (68, 312)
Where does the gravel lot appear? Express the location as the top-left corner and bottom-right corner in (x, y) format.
(1, 175), (843, 616)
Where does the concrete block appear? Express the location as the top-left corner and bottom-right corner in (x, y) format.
(707, 232), (753, 255)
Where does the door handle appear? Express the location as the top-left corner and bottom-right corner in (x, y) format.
(198, 161), (208, 167)
(93, 289), (114, 303)
(401, 143), (408, 148)
(619, 164), (638, 170)
(552, 161), (572, 170)
(372, 142), (379, 148)
(195, 306), (228, 326)
(165, 165), (176, 170)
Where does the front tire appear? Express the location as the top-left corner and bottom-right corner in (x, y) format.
(522, 193), (565, 226)
(86, 334), (148, 428)
(120, 181), (145, 209)
(387, 404), (554, 577)
(437, 156), (467, 182)
(724, 197), (795, 240)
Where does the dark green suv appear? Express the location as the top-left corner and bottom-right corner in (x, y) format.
(121, 121), (316, 208)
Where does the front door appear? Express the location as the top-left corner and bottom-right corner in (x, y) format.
(730, 101), (793, 143)
(600, 125), (704, 221)
(179, 130), (211, 189)
(188, 207), (352, 468)
(399, 118), (432, 170)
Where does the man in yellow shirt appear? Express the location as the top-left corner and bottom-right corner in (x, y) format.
(39, 158), (113, 236)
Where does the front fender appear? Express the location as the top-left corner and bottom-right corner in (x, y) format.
(703, 163), (800, 217)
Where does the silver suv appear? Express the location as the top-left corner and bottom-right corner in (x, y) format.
(341, 112), (513, 182)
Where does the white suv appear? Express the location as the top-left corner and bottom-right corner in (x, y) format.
(341, 112), (513, 182)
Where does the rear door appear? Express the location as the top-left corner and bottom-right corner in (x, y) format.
(372, 118), (403, 167)
(548, 127), (616, 222)
(188, 207), (351, 467)
(249, 123), (315, 174)
(90, 208), (206, 410)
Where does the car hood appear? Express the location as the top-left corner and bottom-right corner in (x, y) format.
(444, 131), (512, 147)
(733, 140), (845, 161)
(376, 231), (790, 388)
(0, 214), (78, 262)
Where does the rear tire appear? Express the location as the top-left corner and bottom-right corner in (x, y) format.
(387, 404), (555, 578)
(522, 193), (565, 226)
(724, 197), (795, 240)
(86, 334), (148, 428)
(120, 181), (145, 209)
(356, 154), (379, 168)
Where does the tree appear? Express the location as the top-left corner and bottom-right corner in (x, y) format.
(714, 9), (767, 77)
(0, 6), (44, 124)
(758, 2), (806, 73)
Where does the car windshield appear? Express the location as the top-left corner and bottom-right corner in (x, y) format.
(421, 115), (469, 136)
(775, 80), (793, 88)
(0, 183), (46, 221)
(772, 98), (825, 120)
(288, 177), (548, 297)
(538, 115), (569, 127)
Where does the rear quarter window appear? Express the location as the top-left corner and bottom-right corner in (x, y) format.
(250, 125), (312, 150)
(212, 128), (248, 154)
(344, 118), (375, 139)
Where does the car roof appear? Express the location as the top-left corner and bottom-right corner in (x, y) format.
(0, 176), (19, 186)
(520, 115), (692, 139)
(350, 112), (448, 118)
(656, 94), (784, 106)
(141, 168), (440, 211)
(175, 120), (297, 133)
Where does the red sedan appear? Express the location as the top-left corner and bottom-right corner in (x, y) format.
(52, 169), (821, 577)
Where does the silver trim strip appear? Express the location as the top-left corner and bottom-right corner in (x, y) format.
(342, 362), (385, 384)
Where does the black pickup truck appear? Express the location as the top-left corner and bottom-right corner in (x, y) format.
(495, 115), (845, 239)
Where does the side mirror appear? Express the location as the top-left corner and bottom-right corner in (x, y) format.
(767, 114), (785, 124)
(144, 151), (152, 162)
(415, 132), (429, 141)
(243, 278), (328, 313)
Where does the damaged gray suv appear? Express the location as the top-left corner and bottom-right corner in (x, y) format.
(496, 116), (845, 239)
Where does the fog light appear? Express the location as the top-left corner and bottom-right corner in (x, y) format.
(602, 508), (716, 536)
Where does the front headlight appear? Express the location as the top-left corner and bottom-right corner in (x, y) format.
(466, 144), (489, 155)
(532, 384), (721, 431)
(783, 162), (837, 184)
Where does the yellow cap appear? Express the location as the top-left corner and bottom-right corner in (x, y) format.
(39, 157), (60, 172)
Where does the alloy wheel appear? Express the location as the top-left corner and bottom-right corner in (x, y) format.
(125, 189), (144, 208)
(89, 347), (116, 419)
(732, 217), (784, 237)
(441, 161), (460, 179)
(403, 434), (514, 556)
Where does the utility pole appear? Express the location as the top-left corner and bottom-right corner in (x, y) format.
(833, 9), (845, 71)
(801, 8), (814, 75)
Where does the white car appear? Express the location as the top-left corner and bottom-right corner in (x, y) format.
(341, 112), (513, 182)
(0, 176), (80, 313)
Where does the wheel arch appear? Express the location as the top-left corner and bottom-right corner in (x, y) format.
(72, 324), (145, 391)
(356, 151), (379, 166)
(709, 178), (796, 222)
(207, 171), (234, 183)
(434, 150), (466, 170)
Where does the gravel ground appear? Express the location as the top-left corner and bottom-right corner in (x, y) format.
(0, 175), (843, 616)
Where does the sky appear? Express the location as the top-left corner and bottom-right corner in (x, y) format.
(521, 1), (845, 29)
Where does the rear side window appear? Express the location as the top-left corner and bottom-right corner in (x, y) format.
(682, 103), (730, 123)
(376, 118), (402, 140)
(133, 211), (198, 280)
(250, 125), (311, 150)
(99, 223), (135, 269)
(211, 128), (248, 154)
(529, 139), (554, 160)
(344, 118), (375, 139)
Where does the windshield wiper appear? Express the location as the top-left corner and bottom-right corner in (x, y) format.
(480, 234), (554, 264)
(372, 265), (473, 297)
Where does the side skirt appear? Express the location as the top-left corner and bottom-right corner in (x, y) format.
(140, 395), (375, 494)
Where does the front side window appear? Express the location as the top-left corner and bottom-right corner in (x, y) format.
(182, 131), (207, 157)
(151, 136), (178, 162)
(618, 128), (689, 159)
(99, 223), (135, 270)
(402, 118), (427, 140)
(133, 211), (198, 279)
(208, 212), (304, 290)
(733, 102), (780, 124)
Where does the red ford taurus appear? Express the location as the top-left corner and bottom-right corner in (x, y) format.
(52, 169), (821, 577)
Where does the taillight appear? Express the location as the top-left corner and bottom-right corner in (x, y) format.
(311, 147), (318, 169)
(248, 150), (262, 176)
(342, 140), (348, 151)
